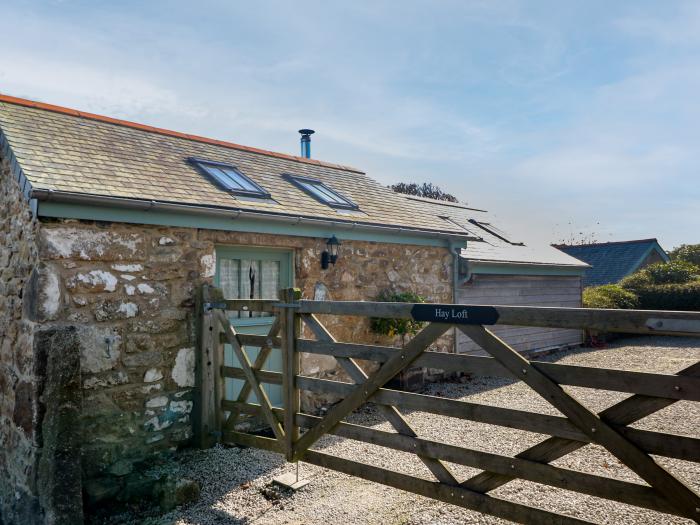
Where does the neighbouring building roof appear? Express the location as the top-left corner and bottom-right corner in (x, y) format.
(0, 94), (476, 241)
(401, 196), (589, 273)
(553, 239), (670, 286)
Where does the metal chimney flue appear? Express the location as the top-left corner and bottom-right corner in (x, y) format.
(299, 129), (315, 158)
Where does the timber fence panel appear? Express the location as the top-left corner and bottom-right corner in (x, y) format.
(291, 322), (451, 460)
(216, 310), (286, 442)
(223, 317), (281, 432)
(205, 290), (700, 523)
(300, 313), (460, 485)
(460, 325), (700, 520)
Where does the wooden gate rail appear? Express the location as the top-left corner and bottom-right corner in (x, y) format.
(214, 298), (700, 335)
(198, 285), (700, 524)
(223, 405), (678, 515)
(220, 371), (700, 462)
(223, 335), (700, 400)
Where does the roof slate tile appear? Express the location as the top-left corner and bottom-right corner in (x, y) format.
(0, 98), (471, 236)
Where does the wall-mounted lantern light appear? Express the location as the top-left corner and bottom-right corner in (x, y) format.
(321, 235), (341, 270)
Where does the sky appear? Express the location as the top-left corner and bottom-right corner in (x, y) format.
(1, 1), (698, 250)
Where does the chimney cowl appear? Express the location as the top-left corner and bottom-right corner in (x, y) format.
(299, 129), (315, 158)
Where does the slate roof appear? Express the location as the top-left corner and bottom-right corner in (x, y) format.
(0, 95), (473, 238)
(402, 196), (588, 268)
(553, 239), (669, 286)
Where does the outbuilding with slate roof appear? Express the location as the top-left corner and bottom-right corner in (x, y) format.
(554, 239), (669, 287)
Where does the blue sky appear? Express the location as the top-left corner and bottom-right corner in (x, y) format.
(1, 1), (698, 249)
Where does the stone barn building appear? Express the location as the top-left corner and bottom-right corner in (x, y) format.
(0, 95), (475, 522)
(0, 95), (585, 522)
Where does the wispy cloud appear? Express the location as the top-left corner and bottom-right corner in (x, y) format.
(0, 0), (698, 248)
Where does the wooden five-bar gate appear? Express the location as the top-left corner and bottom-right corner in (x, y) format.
(196, 285), (700, 524)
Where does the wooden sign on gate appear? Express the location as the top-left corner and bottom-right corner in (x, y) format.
(410, 304), (500, 325)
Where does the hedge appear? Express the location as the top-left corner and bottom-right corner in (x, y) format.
(620, 261), (700, 290)
(582, 285), (638, 309)
(635, 281), (700, 311)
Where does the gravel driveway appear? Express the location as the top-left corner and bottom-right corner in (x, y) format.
(112, 336), (699, 525)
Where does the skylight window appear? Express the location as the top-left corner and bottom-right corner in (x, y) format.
(190, 158), (270, 198)
(285, 174), (358, 209)
(468, 219), (523, 246)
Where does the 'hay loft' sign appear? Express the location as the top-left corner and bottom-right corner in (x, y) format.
(410, 304), (500, 325)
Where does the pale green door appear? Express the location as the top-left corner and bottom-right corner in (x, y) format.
(215, 247), (293, 407)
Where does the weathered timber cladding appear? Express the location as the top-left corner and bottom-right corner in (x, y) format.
(457, 274), (582, 355)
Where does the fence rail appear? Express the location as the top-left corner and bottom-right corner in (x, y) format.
(196, 285), (700, 524)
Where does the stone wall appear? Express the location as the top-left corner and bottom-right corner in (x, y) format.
(33, 219), (454, 506)
(0, 152), (41, 521)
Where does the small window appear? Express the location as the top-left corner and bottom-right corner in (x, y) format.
(285, 174), (358, 209)
(190, 158), (270, 198)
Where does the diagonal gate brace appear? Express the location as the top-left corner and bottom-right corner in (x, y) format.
(301, 314), (459, 485)
(460, 325), (700, 521)
(291, 322), (451, 461)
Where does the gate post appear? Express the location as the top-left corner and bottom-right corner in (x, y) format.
(280, 288), (302, 461)
(195, 284), (222, 448)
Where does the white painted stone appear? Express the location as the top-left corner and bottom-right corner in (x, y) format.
(145, 396), (169, 408)
(121, 274), (136, 281)
(200, 253), (216, 278)
(73, 296), (87, 306)
(172, 347), (195, 387)
(75, 270), (118, 292)
(144, 368), (163, 383)
(137, 283), (155, 294)
(169, 400), (193, 414)
(42, 227), (141, 260)
(313, 282), (329, 301)
(141, 384), (162, 394)
(144, 416), (173, 431)
(124, 284), (136, 296)
(159, 236), (175, 245)
(111, 264), (143, 272)
(40, 267), (61, 319)
(78, 327), (121, 373)
(118, 302), (139, 318)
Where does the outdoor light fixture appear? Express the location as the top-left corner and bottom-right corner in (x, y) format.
(321, 235), (341, 269)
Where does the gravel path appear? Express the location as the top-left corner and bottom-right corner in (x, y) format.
(115, 336), (699, 525)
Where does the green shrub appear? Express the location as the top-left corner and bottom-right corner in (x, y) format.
(370, 290), (426, 338)
(643, 260), (700, 284)
(669, 243), (700, 266)
(635, 282), (700, 311)
(620, 261), (700, 292)
(583, 285), (638, 309)
(619, 272), (653, 291)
